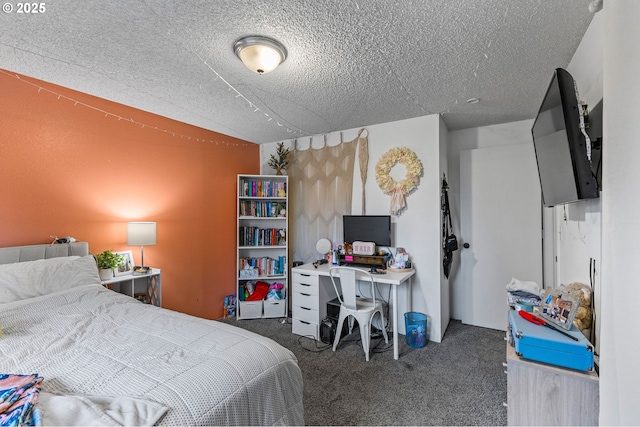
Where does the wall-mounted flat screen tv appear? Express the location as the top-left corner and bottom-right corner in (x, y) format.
(343, 215), (392, 247)
(531, 68), (599, 207)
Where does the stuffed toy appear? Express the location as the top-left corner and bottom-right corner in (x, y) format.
(343, 242), (353, 255)
(563, 282), (593, 336)
(246, 281), (269, 301)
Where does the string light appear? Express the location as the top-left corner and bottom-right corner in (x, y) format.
(588, 0), (603, 13)
(7, 4), (332, 142)
(134, 3), (309, 138)
(377, 47), (432, 115)
(0, 69), (255, 148)
(193, 51), (306, 137)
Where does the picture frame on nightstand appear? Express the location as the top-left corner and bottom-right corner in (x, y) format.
(539, 287), (580, 330)
(114, 250), (135, 276)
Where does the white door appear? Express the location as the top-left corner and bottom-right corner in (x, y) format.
(460, 145), (542, 331)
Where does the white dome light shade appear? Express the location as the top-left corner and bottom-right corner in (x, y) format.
(234, 36), (287, 74)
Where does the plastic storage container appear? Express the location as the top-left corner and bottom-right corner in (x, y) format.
(404, 312), (427, 348)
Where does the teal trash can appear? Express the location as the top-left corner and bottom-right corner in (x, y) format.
(404, 312), (427, 348)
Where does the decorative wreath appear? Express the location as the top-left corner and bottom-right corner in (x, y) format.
(375, 147), (423, 215)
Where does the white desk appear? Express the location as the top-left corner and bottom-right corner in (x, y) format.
(291, 263), (415, 360)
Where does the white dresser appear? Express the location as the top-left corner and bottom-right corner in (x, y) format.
(291, 270), (334, 340)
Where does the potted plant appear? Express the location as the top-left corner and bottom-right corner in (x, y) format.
(268, 142), (291, 175)
(95, 250), (124, 281)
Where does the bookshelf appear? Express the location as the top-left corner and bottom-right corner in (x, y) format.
(236, 174), (288, 319)
(101, 269), (162, 307)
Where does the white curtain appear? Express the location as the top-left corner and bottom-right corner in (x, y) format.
(288, 130), (368, 263)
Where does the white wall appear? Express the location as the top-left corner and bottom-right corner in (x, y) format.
(262, 115), (447, 342)
(600, 2), (640, 424)
(553, 12), (604, 356)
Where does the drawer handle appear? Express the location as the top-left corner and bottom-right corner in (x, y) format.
(299, 283), (311, 287)
(300, 307), (311, 311)
(300, 293), (311, 296)
(300, 274), (311, 277)
(299, 320), (310, 325)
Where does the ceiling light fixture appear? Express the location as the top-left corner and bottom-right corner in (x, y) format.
(234, 36), (287, 75)
(466, 98), (481, 104)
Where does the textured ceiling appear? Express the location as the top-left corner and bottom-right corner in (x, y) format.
(0, 0), (594, 144)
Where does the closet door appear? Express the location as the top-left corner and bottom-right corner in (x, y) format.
(460, 145), (542, 331)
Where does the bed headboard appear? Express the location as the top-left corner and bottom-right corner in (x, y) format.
(0, 242), (90, 265)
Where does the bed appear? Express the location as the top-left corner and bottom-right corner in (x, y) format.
(0, 243), (304, 426)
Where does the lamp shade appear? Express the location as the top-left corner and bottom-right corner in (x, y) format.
(127, 222), (157, 246)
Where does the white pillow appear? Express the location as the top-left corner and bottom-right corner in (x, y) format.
(0, 255), (101, 303)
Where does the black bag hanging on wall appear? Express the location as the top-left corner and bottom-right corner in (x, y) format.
(445, 233), (458, 253)
(441, 174), (458, 278)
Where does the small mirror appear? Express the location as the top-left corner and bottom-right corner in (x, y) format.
(316, 238), (332, 256)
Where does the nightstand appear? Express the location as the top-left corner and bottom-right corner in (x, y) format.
(101, 268), (162, 307)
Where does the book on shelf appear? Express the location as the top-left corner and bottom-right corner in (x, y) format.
(239, 227), (288, 246)
(239, 255), (287, 276)
(240, 178), (287, 198)
(239, 201), (285, 218)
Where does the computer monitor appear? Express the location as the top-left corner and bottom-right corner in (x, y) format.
(342, 215), (392, 247)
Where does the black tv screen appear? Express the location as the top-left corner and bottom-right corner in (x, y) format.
(343, 215), (391, 247)
(531, 68), (598, 207)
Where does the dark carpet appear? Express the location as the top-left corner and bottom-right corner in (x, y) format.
(219, 317), (507, 426)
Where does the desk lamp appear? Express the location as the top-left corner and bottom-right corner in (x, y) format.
(127, 222), (156, 275)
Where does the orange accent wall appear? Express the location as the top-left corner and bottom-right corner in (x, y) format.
(0, 69), (259, 319)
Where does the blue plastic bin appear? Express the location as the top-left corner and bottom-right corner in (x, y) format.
(404, 312), (428, 348)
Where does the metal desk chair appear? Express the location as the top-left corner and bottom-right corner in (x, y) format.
(329, 266), (388, 361)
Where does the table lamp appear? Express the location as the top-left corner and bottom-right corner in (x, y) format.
(127, 221), (156, 275)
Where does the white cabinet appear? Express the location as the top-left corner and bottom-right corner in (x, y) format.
(505, 344), (599, 426)
(291, 271), (335, 340)
(236, 174), (288, 319)
(101, 268), (162, 307)
(291, 271), (321, 339)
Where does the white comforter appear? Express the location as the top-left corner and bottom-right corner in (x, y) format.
(0, 284), (304, 426)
